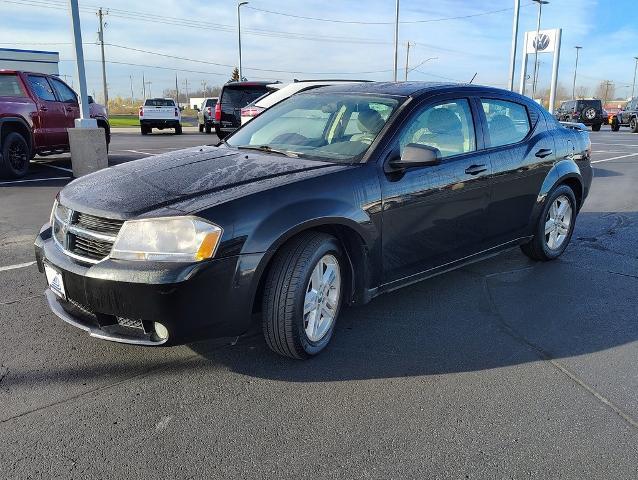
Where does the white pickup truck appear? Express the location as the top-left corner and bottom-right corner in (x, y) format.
(139, 98), (182, 135)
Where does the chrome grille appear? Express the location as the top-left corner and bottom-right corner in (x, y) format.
(52, 202), (124, 264)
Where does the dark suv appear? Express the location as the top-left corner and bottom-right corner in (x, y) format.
(214, 81), (277, 138)
(610, 98), (638, 132)
(555, 99), (604, 131)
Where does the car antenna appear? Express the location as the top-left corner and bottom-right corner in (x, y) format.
(469, 73), (477, 84)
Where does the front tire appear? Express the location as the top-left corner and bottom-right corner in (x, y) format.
(611, 117), (620, 132)
(262, 232), (344, 359)
(631, 117), (638, 133)
(0, 131), (30, 178)
(521, 185), (577, 261)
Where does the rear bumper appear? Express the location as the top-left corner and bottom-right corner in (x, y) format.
(140, 119), (181, 128)
(35, 225), (263, 346)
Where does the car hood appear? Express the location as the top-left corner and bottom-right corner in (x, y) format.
(59, 145), (346, 219)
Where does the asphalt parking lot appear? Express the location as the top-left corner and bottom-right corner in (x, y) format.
(1, 127), (637, 478)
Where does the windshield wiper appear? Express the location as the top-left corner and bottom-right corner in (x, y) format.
(236, 145), (299, 158)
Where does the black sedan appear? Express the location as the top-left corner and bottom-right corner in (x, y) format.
(35, 82), (592, 359)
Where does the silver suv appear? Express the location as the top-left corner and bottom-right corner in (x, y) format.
(197, 97), (218, 134)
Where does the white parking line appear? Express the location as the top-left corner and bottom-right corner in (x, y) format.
(34, 162), (73, 173)
(0, 261), (35, 272)
(120, 149), (154, 155)
(592, 142), (638, 147)
(591, 153), (638, 164)
(0, 176), (71, 186)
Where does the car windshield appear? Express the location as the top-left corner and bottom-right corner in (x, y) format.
(226, 93), (401, 163)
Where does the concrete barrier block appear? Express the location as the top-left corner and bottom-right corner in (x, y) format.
(68, 128), (108, 178)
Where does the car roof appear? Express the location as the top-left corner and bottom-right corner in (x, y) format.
(223, 81), (275, 88)
(303, 81), (526, 99)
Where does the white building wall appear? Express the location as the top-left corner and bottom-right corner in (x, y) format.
(0, 48), (60, 75)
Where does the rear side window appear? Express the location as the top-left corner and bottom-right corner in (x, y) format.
(145, 99), (175, 106)
(205, 98), (217, 107)
(222, 86), (270, 109)
(27, 75), (56, 101)
(481, 99), (530, 148)
(0, 74), (25, 97)
(50, 78), (77, 103)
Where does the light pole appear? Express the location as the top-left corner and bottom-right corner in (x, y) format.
(572, 46), (582, 99)
(632, 57), (638, 99)
(531, 0), (549, 99)
(393, 0), (400, 82)
(508, 0), (521, 91)
(237, 1), (248, 82)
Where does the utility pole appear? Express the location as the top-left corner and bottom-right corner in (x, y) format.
(603, 80), (613, 105)
(175, 73), (179, 106)
(404, 41), (411, 82)
(508, 0), (521, 91)
(393, 0), (400, 82)
(142, 72), (146, 99)
(97, 8), (108, 114)
(572, 46), (582, 99)
(237, 1), (248, 81)
(531, 0), (549, 99)
(183, 78), (189, 104)
(632, 57), (638, 99)
(129, 75), (134, 104)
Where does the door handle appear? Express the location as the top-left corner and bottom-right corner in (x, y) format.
(535, 148), (553, 158)
(465, 164), (487, 175)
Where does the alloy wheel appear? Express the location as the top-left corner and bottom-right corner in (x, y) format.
(545, 195), (573, 250)
(8, 141), (28, 172)
(303, 254), (341, 342)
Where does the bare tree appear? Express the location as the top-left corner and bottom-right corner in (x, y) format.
(575, 85), (589, 99)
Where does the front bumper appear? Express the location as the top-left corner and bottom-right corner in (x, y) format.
(35, 225), (262, 346)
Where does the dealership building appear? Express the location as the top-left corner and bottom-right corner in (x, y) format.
(0, 47), (60, 75)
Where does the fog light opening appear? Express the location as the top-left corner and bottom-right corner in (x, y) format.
(153, 322), (169, 341)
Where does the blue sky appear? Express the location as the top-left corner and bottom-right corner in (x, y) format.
(1, 0), (637, 101)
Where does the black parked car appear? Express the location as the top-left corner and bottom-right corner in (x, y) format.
(214, 81), (278, 138)
(555, 99), (604, 131)
(35, 82), (592, 359)
(610, 97), (638, 132)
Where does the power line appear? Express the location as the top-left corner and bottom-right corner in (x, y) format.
(244, 3), (532, 25)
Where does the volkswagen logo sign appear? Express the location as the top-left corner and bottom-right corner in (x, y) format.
(533, 33), (551, 51)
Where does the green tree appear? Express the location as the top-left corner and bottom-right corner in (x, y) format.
(230, 67), (240, 82)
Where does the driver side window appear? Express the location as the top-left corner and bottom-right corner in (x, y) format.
(398, 99), (476, 159)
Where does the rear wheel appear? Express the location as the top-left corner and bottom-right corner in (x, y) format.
(198, 123), (204, 133)
(215, 126), (223, 138)
(521, 185), (577, 261)
(141, 126), (150, 135)
(0, 132), (30, 178)
(205, 124), (212, 134)
(591, 123), (601, 132)
(175, 125), (183, 135)
(262, 232), (344, 359)
(631, 117), (638, 133)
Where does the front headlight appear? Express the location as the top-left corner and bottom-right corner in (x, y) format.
(110, 216), (223, 262)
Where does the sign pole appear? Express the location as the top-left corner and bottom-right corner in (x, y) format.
(548, 29), (562, 114)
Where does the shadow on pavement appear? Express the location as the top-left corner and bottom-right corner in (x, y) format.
(189, 211), (638, 382)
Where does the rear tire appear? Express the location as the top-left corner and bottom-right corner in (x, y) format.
(205, 125), (212, 134)
(591, 123), (601, 132)
(215, 126), (224, 138)
(521, 185), (577, 261)
(631, 117), (638, 133)
(198, 123), (204, 133)
(262, 232), (344, 359)
(175, 125), (183, 135)
(141, 126), (150, 135)
(0, 131), (30, 178)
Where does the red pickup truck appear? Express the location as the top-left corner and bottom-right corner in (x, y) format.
(0, 70), (110, 178)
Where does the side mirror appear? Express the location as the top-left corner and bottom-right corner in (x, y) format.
(388, 143), (441, 171)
